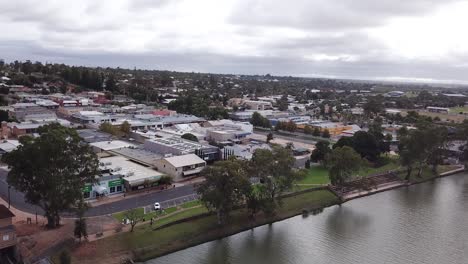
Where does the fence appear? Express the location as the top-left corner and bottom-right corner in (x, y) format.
(143, 193), (200, 214)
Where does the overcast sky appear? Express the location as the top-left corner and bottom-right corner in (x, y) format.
(2, 0), (468, 83)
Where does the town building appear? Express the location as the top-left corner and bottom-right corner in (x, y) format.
(143, 137), (220, 162)
(154, 154), (206, 180)
(0, 205), (16, 261)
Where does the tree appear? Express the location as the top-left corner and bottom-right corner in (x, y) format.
(197, 159), (251, 225)
(303, 125), (313, 135)
(384, 133), (393, 142)
(181, 133), (199, 142)
(325, 146), (362, 186)
(0, 110), (9, 123)
(74, 200), (88, 242)
(266, 132), (274, 143)
(124, 208), (143, 232)
(277, 94), (289, 111)
(250, 112), (270, 128)
(74, 218), (88, 242)
(99, 122), (118, 135)
(249, 146), (298, 213)
(120, 121), (131, 136)
(159, 175), (173, 185)
(322, 129), (330, 138)
(312, 127), (321, 137)
(105, 74), (117, 92)
(352, 131), (380, 161)
(363, 96), (384, 117)
(2, 124), (99, 228)
(398, 124), (448, 180)
(310, 141), (331, 163)
(333, 136), (354, 149)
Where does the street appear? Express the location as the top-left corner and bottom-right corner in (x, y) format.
(0, 168), (197, 217)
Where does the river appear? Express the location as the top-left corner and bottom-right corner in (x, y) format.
(146, 173), (468, 264)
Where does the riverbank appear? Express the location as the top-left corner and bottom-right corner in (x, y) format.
(65, 189), (339, 263)
(61, 165), (465, 264)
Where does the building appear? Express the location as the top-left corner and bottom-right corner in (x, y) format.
(89, 140), (137, 153)
(144, 137), (220, 162)
(85, 155), (165, 197)
(0, 140), (20, 157)
(385, 91), (405, 97)
(308, 121), (353, 136)
(427, 106), (450, 114)
(0, 205), (16, 260)
(10, 103), (52, 120)
(78, 129), (113, 143)
(154, 154), (206, 180)
(242, 100), (273, 111)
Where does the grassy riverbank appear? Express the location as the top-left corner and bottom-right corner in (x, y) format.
(69, 189), (339, 263)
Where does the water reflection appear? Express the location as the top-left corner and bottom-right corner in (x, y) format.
(325, 206), (371, 237)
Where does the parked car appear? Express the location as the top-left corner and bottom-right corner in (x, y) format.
(154, 202), (161, 210)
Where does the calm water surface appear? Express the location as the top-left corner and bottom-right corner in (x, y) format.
(146, 173), (468, 264)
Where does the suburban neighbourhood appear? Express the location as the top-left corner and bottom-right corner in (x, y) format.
(0, 60), (467, 263)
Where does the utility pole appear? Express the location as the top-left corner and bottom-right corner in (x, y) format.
(7, 185), (11, 209)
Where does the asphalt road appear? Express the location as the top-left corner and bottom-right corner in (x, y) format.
(0, 168), (197, 217)
(254, 129), (321, 145)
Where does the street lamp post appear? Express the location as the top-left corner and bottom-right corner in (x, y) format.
(7, 185), (11, 209)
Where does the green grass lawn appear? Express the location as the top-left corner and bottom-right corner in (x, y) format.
(180, 200), (201, 209)
(299, 158), (401, 185)
(298, 165), (330, 185)
(356, 159), (400, 178)
(450, 106), (468, 114)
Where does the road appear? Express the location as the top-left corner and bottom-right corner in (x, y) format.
(253, 129), (325, 145)
(0, 168), (197, 217)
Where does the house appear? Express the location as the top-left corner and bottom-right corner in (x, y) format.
(154, 154), (206, 180)
(0, 205), (16, 260)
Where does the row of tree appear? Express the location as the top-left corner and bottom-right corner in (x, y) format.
(197, 146), (301, 225)
(168, 94), (229, 120)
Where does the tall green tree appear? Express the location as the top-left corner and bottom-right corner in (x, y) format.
(120, 121), (131, 136)
(363, 96), (384, 117)
(249, 146), (298, 213)
(322, 129), (331, 138)
(197, 159), (251, 225)
(74, 199), (88, 242)
(2, 124), (99, 228)
(325, 146), (362, 186)
(310, 141), (331, 163)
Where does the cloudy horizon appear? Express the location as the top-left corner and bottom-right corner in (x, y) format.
(2, 0), (468, 84)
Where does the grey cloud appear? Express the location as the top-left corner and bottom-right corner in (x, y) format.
(229, 0), (462, 31)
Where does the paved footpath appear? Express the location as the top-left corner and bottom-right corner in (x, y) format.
(0, 168), (197, 217)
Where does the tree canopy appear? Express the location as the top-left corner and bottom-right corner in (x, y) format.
(2, 124), (99, 228)
(310, 141), (331, 163)
(325, 146), (362, 186)
(197, 159), (251, 225)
